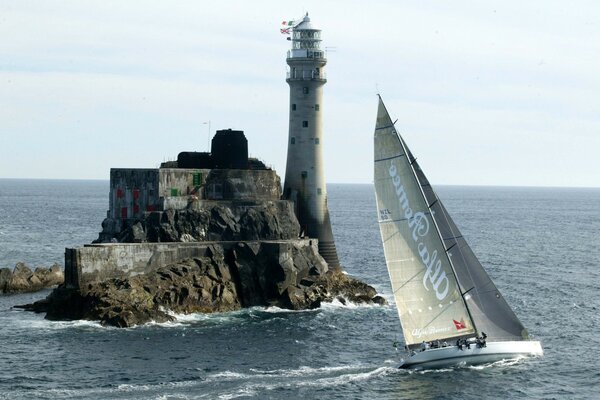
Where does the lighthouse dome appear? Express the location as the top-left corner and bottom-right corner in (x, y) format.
(294, 13), (316, 31)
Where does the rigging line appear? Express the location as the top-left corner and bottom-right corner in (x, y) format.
(391, 269), (424, 294)
(462, 286), (475, 296)
(375, 154), (405, 162)
(379, 210), (434, 221)
(428, 199), (439, 208)
(379, 217), (409, 224)
(375, 124), (395, 131)
(445, 242), (458, 252)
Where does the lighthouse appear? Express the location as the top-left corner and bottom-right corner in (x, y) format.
(283, 14), (340, 269)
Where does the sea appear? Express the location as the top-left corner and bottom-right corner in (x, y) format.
(0, 179), (598, 400)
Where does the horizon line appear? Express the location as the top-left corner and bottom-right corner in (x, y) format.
(0, 177), (598, 190)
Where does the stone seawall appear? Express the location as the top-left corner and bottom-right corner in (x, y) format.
(65, 239), (318, 289)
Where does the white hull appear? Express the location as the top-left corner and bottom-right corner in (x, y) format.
(399, 340), (543, 369)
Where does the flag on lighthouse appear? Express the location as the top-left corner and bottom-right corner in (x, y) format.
(280, 19), (295, 35)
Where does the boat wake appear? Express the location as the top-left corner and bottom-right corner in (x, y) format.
(205, 364), (397, 399)
(23, 363), (397, 400)
(408, 355), (530, 374)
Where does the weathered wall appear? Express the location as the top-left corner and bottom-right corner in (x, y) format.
(158, 168), (209, 198)
(204, 169), (281, 201)
(65, 239), (319, 289)
(108, 168), (281, 218)
(157, 168), (281, 201)
(100, 168), (283, 242)
(109, 168), (159, 220)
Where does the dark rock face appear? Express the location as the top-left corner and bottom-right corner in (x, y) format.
(96, 201), (301, 244)
(1, 263), (63, 294)
(21, 243), (385, 327)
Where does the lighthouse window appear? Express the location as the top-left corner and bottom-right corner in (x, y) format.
(292, 104), (296, 111)
(315, 138), (320, 145)
(317, 188), (322, 195)
(302, 121), (308, 128)
(315, 104), (320, 111)
(291, 137), (295, 144)
(303, 87), (309, 94)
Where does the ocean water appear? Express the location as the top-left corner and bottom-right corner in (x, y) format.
(0, 179), (599, 399)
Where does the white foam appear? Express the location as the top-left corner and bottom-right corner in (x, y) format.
(248, 364), (363, 377)
(212, 365), (396, 398)
(207, 371), (252, 381)
(117, 383), (152, 392)
(320, 297), (386, 310)
(11, 315), (107, 331)
(258, 306), (318, 314)
(143, 308), (250, 328)
(305, 366), (396, 386)
(218, 386), (258, 400)
(467, 356), (527, 370)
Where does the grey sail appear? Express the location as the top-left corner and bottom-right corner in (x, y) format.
(411, 161), (528, 341)
(374, 96), (528, 344)
(374, 96), (476, 346)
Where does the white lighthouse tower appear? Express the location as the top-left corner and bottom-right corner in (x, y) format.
(283, 14), (340, 268)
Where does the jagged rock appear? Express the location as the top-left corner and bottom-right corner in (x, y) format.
(96, 202), (301, 244)
(19, 244), (385, 327)
(0, 268), (12, 292)
(1, 263), (64, 294)
(179, 233), (197, 242)
(35, 264), (64, 287)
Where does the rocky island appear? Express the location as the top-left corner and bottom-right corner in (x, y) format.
(20, 130), (384, 327)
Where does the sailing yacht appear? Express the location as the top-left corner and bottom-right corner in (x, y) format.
(373, 96), (543, 369)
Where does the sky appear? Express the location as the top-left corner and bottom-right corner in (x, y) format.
(1, 0), (599, 187)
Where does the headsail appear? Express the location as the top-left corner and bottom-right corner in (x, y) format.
(374, 96), (528, 345)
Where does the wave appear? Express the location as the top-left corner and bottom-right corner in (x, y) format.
(320, 296), (391, 311)
(210, 364), (397, 399)
(14, 364), (394, 400)
(5, 294), (389, 334)
(144, 300), (386, 329)
(205, 363), (389, 383)
(7, 314), (108, 331)
(466, 356), (528, 370)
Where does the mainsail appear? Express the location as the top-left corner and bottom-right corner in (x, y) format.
(374, 96), (528, 346)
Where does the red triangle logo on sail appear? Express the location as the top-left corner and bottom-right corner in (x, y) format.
(453, 318), (467, 330)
